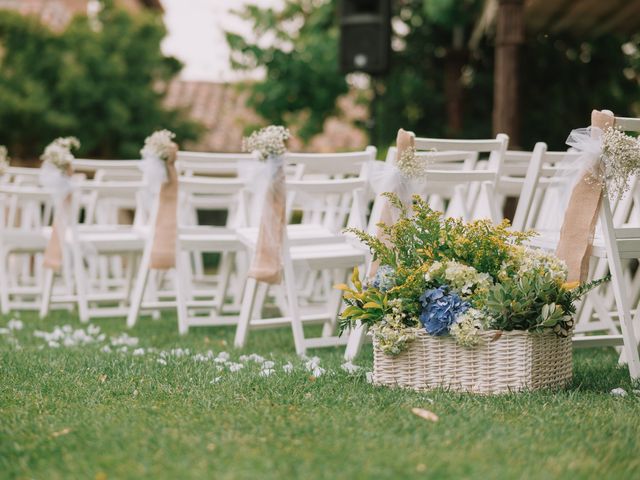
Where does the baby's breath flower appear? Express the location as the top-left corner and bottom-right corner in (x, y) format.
(141, 129), (176, 161)
(0, 145), (9, 175)
(396, 146), (429, 179)
(242, 125), (290, 160)
(41, 137), (80, 172)
(597, 127), (640, 198)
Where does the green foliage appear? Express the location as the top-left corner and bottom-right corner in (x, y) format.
(348, 193), (533, 280)
(226, 0), (348, 141)
(485, 272), (610, 335)
(226, 0), (640, 150)
(337, 266), (389, 333)
(486, 271), (575, 335)
(0, 7), (200, 159)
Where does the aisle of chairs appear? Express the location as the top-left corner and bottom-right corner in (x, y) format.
(1, 112), (639, 375)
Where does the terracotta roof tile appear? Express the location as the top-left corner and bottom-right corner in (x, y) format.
(166, 79), (368, 153)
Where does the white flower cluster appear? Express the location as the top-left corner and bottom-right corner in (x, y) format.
(0, 145), (9, 175)
(600, 127), (640, 198)
(396, 146), (429, 179)
(40, 137), (80, 172)
(140, 129), (176, 161)
(511, 246), (568, 285)
(424, 260), (493, 297)
(450, 308), (494, 347)
(370, 299), (419, 356)
(242, 125), (290, 160)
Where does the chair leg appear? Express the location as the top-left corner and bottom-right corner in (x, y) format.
(0, 250), (10, 314)
(213, 252), (233, 312)
(176, 253), (190, 335)
(344, 322), (368, 361)
(39, 268), (55, 319)
(126, 249), (152, 329)
(322, 268), (348, 337)
(283, 258), (306, 356)
(71, 245), (90, 323)
(599, 205), (640, 379)
(234, 277), (258, 349)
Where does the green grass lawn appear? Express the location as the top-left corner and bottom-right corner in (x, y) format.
(1, 310), (640, 480)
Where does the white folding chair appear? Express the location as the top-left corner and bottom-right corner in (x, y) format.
(234, 177), (369, 355)
(126, 175), (249, 333)
(40, 180), (149, 322)
(0, 185), (53, 313)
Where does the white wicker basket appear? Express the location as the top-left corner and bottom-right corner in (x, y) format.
(373, 330), (572, 394)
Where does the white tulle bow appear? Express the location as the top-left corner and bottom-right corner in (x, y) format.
(366, 160), (417, 211)
(138, 153), (168, 192)
(238, 154), (284, 226)
(38, 162), (73, 202)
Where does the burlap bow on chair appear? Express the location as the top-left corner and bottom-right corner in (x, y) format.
(556, 109), (615, 283)
(368, 128), (415, 278)
(43, 164), (73, 272)
(247, 155), (286, 284)
(149, 143), (179, 270)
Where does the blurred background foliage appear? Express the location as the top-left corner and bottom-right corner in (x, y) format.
(227, 0), (640, 150)
(0, 1), (200, 160)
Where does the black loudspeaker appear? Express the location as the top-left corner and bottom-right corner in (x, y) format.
(339, 0), (391, 75)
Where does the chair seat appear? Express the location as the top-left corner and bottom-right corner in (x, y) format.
(527, 229), (640, 259)
(76, 228), (147, 252)
(237, 223), (342, 249)
(290, 242), (366, 270)
(1, 228), (48, 251)
(178, 226), (243, 252)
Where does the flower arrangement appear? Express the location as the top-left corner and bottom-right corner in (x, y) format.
(396, 146), (430, 180)
(598, 126), (640, 198)
(0, 145), (9, 175)
(242, 125), (290, 160)
(40, 137), (80, 172)
(338, 194), (607, 355)
(140, 129), (176, 161)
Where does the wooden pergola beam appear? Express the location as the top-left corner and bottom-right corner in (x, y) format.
(492, 0), (524, 147)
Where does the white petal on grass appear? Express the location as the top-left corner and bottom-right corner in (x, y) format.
(248, 353), (265, 364)
(101, 345), (112, 353)
(157, 358), (167, 365)
(229, 363), (244, 372)
(282, 362), (294, 373)
(259, 368), (275, 377)
(365, 372), (374, 384)
(133, 348), (145, 356)
(611, 387), (627, 397)
(210, 376), (222, 384)
(263, 360), (275, 369)
(48, 341), (60, 348)
(341, 361), (361, 374)
(7, 319), (24, 330)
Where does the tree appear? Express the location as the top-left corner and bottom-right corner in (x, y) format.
(0, 5), (200, 160)
(226, 0), (640, 151)
(226, 0), (348, 141)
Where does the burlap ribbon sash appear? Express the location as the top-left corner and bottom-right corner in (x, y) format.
(43, 164), (73, 272)
(556, 109), (615, 283)
(149, 143), (179, 270)
(369, 128), (415, 278)
(248, 156), (286, 284)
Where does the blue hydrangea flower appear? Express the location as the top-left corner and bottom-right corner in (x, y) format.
(369, 265), (396, 292)
(419, 286), (470, 336)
